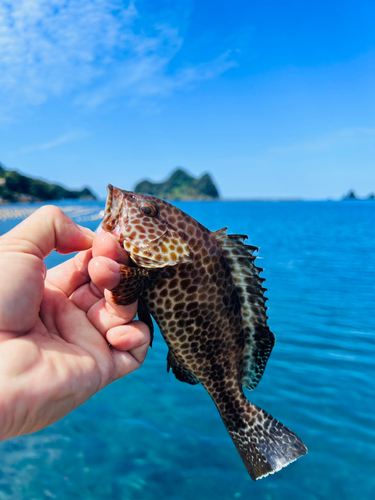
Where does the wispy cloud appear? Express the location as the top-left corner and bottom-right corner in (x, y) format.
(18, 131), (90, 153)
(0, 0), (236, 111)
(269, 127), (375, 155)
(77, 49), (237, 108)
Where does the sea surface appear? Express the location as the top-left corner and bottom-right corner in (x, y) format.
(0, 200), (374, 500)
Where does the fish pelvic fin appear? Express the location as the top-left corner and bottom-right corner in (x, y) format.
(221, 400), (307, 480)
(166, 350), (200, 385)
(137, 296), (154, 347)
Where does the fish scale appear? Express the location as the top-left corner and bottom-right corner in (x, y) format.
(101, 184), (307, 480)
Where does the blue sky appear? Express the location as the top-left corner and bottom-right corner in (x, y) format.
(1, 0), (374, 200)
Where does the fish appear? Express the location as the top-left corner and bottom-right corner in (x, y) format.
(101, 184), (307, 480)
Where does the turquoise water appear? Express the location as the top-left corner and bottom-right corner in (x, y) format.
(0, 200), (374, 499)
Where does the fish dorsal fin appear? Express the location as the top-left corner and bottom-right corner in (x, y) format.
(216, 230), (275, 391)
(167, 350), (200, 385)
(214, 227), (228, 237)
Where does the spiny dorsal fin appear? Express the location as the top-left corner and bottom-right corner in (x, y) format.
(216, 230), (275, 390)
(167, 350), (199, 385)
(214, 227), (228, 237)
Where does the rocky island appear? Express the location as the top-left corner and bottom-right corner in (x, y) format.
(135, 168), (220, 200)
(0, 163), (96, 203)
(342, 190), (375, 200)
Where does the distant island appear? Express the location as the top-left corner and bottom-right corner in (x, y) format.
(342, 190), (375, 201)
(134, 168), (220, 200)
(0, 163), (96, 204)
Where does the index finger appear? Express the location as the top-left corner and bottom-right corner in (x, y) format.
(47, 231), (129, 298)
(46, 249), (92, 298)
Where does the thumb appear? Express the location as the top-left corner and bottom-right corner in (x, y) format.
(4, 205), (94, 258)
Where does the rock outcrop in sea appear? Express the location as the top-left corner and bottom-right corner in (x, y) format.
(134, 168), (220, 200)
(0, 162), (96, 203)
(342, 190), (374, 200)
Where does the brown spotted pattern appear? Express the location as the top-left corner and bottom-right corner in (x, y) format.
(102, 184), (307, 481)
(102, 185), (191, 268)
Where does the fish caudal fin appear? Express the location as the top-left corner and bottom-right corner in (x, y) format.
(222, 401), (307, 480)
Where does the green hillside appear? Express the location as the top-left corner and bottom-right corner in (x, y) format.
(134, 168), (220, 200)
(0, 163), (96, 203)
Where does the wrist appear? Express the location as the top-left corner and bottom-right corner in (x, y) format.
(0, 337), (38, 441)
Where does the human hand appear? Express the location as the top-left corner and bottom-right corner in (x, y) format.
(0, 206), (150, 441)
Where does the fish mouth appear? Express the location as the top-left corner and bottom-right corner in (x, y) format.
(102, 183), (136, 242)
(101, 184), (146, 261)
(104, 183), (114, 217)
(102, 184), (126, 234)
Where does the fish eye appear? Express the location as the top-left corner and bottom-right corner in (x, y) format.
(139, 202), (159, 217)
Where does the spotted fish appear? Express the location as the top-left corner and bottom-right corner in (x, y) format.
(101, 184), (307, 480)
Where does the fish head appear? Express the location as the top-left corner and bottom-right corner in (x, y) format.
(101, 184), (193, 268)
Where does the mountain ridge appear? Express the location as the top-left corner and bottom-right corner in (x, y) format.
(134, 168), (220, 200)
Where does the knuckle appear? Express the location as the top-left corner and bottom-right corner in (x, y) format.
(37, 205), (64, 219)
(73, 251), (90, 280)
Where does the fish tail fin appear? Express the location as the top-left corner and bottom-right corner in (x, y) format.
(222, 401), (307, 480)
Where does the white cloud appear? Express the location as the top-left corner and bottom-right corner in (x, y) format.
(0, 0), (235, 110)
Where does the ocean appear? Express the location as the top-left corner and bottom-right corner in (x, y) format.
(0, 200), (374, 500)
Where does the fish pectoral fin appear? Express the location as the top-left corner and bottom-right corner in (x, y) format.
(166, 350), (199, 385)
(137, 296), (154, 347)
(111, 265), (173, 306)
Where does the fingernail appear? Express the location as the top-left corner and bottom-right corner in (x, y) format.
(95, 224), (104, 235)
(99, 257), (121, 288)
(104, 257), (121, 274)
(90, 281), (103, 298)
(78, 225), (95, 239)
